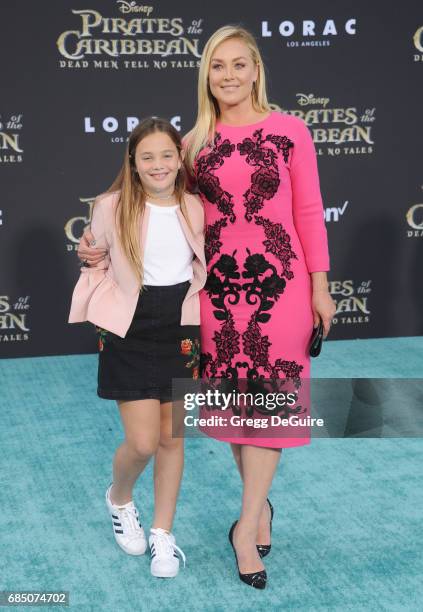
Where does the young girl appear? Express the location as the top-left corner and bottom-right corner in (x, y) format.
(69, 117), (206, 578)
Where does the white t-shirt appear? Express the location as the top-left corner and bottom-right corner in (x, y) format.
(143, 202), (194, 286)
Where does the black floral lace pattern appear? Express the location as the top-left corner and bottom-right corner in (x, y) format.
(196, 133), (236, 222)
(254, 216), (297, 280)
(237, 129), (294, 221)
(198, 128), (303, 392)
(204, 218), (228, 264)
(202, 253), (242, 378)
(201, 250), (303, 387)
(242, 251), (286, 320)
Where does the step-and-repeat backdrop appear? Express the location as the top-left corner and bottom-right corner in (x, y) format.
(1, 1), (422, 357)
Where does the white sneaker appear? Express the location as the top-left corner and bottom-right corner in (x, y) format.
(105, 484), (147, 555)
(149, 528), (186, 578)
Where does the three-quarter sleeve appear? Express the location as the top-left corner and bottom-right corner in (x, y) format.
(68, 196), (111, 323)
(85, 196), (110, 269)
(290, 120), (330, 273)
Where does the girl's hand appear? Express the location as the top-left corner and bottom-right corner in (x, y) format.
(312, 289), (337, 339)
(77, 228), (107, 266)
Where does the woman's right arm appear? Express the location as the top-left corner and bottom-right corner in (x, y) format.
(68, 196), (111, 323)
(77, 215), (108, 267)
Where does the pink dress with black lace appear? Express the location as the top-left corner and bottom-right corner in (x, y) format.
(195, 111), (330, 448)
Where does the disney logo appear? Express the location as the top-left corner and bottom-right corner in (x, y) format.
(297, 93), (330, 107)
(116, 1), (153, 15)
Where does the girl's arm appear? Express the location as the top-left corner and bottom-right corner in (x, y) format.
(68, 196), (110, 323)
(80, 196), (110, 270)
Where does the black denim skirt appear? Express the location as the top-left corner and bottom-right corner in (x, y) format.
(97, 280), (200, 403)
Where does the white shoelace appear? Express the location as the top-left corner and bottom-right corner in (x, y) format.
(116, 505), (144, 542)
(150, 528), (186, 567)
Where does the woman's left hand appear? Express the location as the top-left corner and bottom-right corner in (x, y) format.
(312, 289), (337, 339)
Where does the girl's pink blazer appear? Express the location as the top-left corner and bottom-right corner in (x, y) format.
(68, 190), (207, 337)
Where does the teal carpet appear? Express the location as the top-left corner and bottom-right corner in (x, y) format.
(1, 337), (422, 611)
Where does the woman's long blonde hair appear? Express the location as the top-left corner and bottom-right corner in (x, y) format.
(184, 25), (279, 172)
(107, 117), (189, 285)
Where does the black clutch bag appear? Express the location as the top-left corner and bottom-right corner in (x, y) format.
(309, 319), (324, 358)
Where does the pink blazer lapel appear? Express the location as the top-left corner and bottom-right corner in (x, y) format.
(175, 208), (206, 270)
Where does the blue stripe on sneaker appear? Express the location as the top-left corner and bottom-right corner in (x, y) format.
(115, 529), (123, 534)
(113, 522), (121, 526)
(112, 514), (119, 519)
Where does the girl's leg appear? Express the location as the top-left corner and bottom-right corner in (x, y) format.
(110, 399), (161, 505)
(230, 442), (275, 546)
(152, 401), (184, 531)
(232, 445), (281, 572)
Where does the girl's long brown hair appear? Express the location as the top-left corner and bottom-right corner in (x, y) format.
(107, 117), (189, 286)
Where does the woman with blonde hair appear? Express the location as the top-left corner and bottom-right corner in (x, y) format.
(78, 25), (336, 589)
(185, 24), (335, 589)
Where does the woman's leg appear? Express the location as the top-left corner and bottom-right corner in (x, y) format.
(232, 445), (282, 572)
(152, 401), (184, 531)
(230, 442), (243, 476)
(110, 399), (161, 505)
(230, 443), (276, 546)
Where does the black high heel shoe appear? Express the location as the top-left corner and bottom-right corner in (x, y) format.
(228, 521), (267, 589)
(257, 498), (274, 559)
